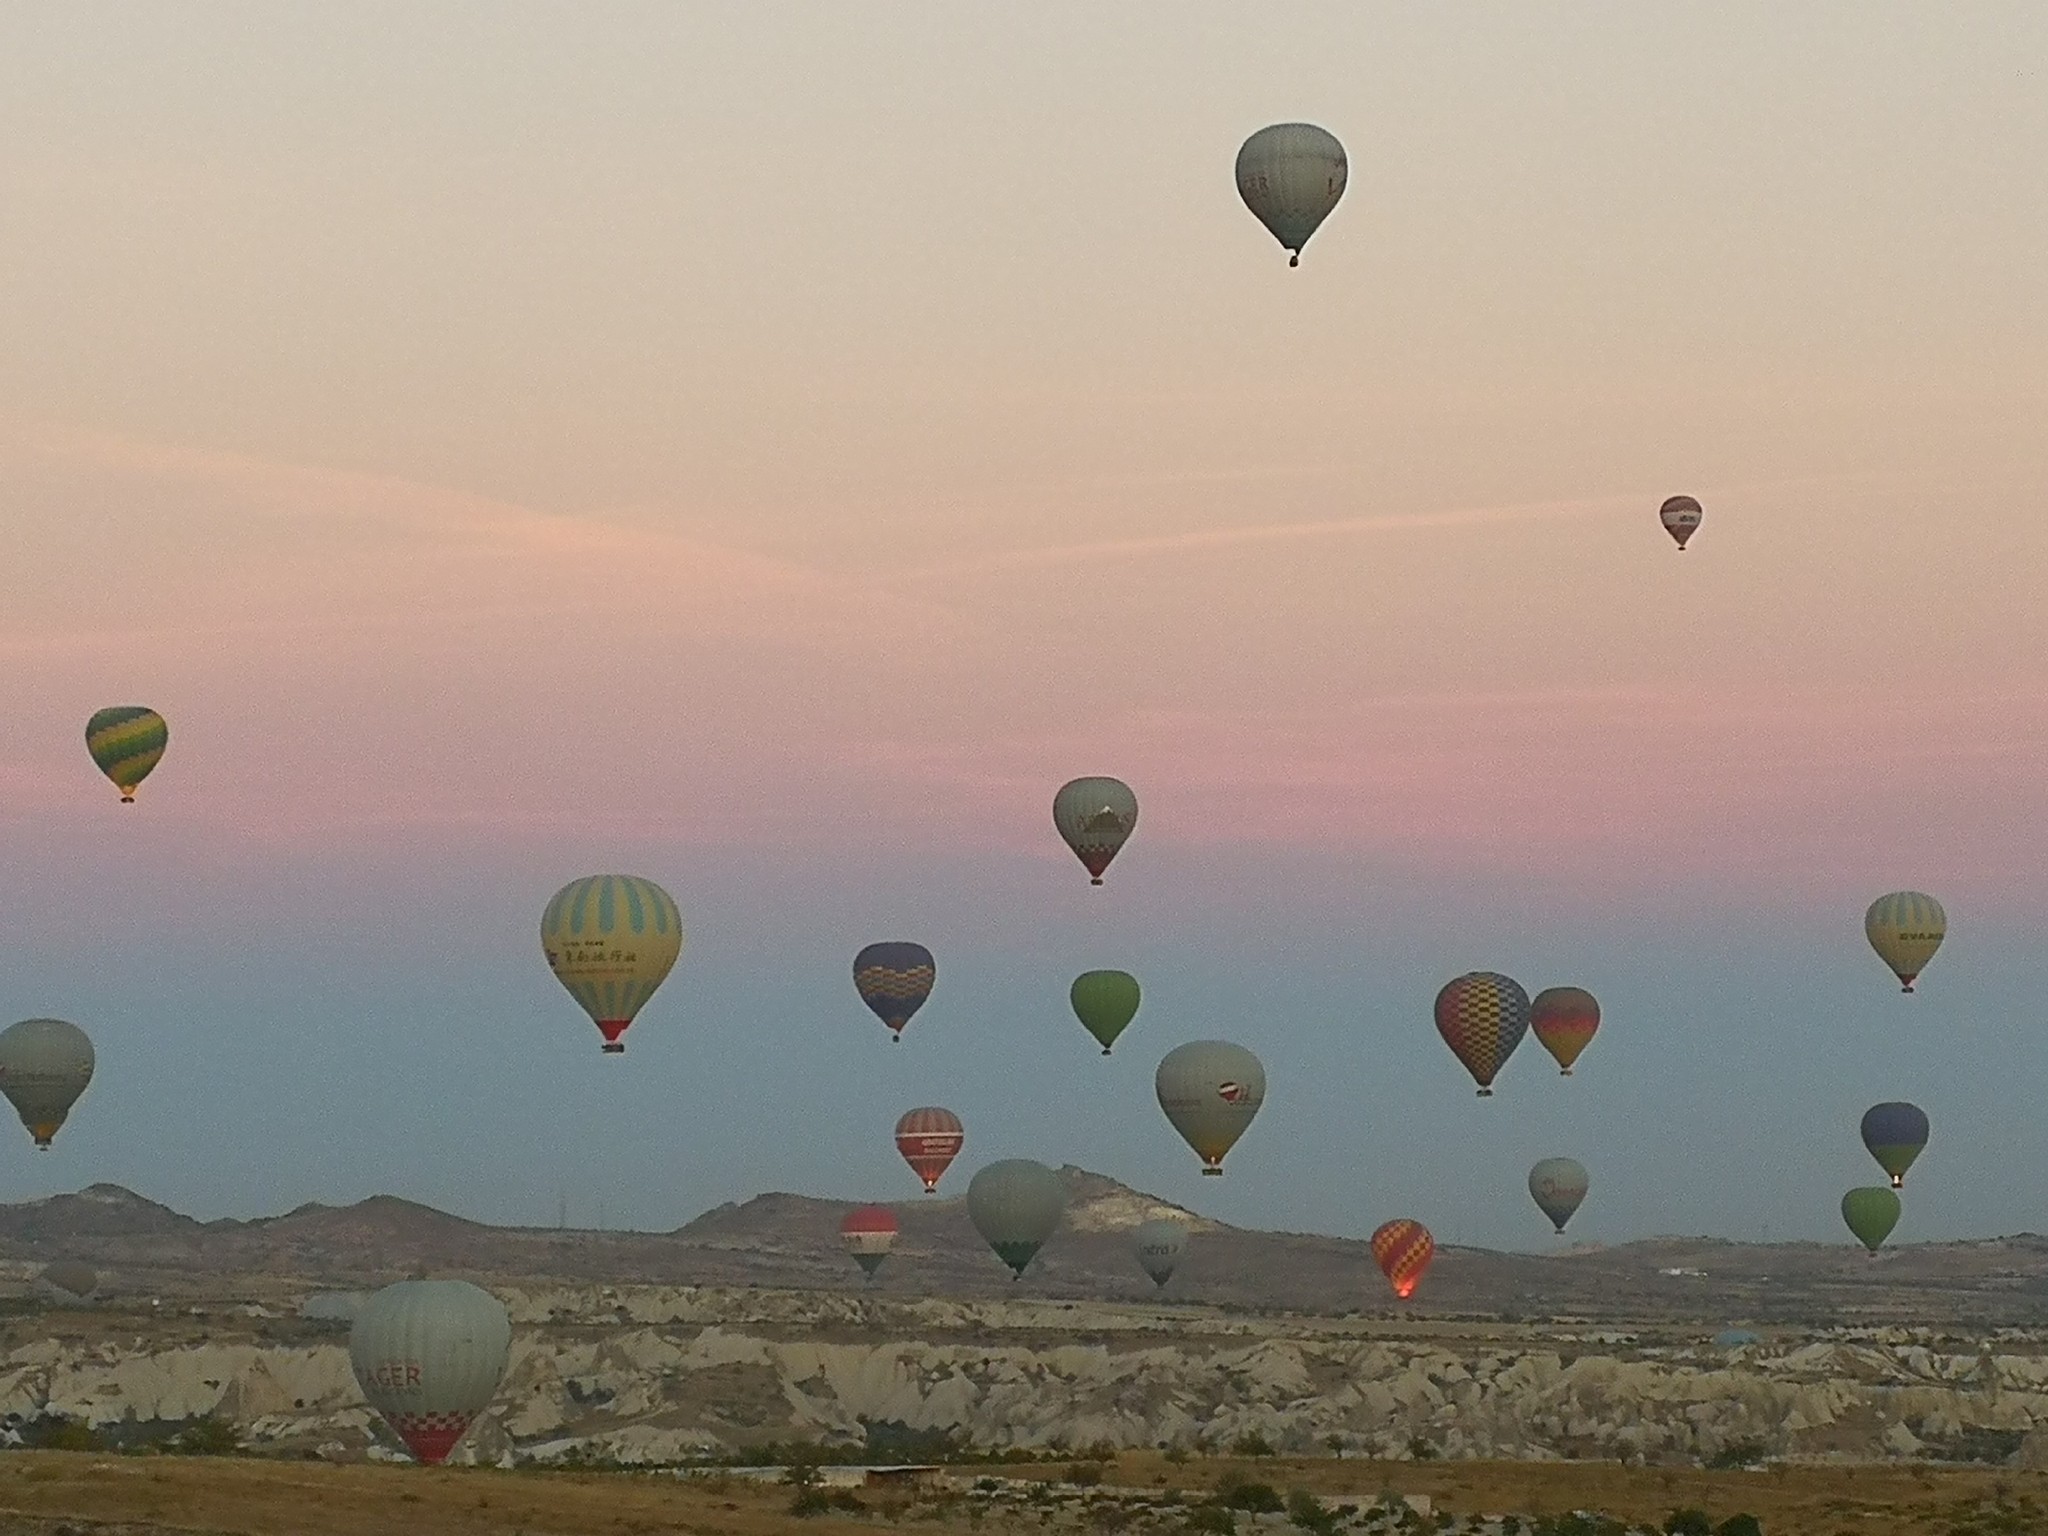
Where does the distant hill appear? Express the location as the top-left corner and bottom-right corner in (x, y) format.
(3, 1173), (2044, 1327)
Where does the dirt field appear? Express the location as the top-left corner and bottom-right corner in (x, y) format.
(1081, 1452), (2048, 1533)
(0, 1451), (2043, 1536)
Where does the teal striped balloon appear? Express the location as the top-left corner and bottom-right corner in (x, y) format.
(540, 875), (684, 1053)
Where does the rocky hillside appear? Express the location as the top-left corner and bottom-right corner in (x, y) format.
(4, 1176), (2048, 1327)
(3, 1283), (2046, 1469)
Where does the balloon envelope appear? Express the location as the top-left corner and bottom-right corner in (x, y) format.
(894, 1106), (965, 1194)
(840, 1206), (899, 1279)
(1530, 986), (1600, 1075)
(1155, 1040), (1265, 1175)
(1053, 777), (1138, 885)
(1235, 123), (1347, 266)
(349, 1279), (511, 1464)
(1865, 892), (1946, 992)
(540, 875), (684, 1051)
(853, 943), (936, 1041)
(1842, 1186), (1902, 1253)
(1659, 495), (1703, 550)
(1528, 1157), (1590, 1233)
(1071, 971), (1141, 1054)
(1860, 1101), (1929, 1189)
(1132, 1218), (1188, 1288)
(1434, 973), (1531, 1095)
(0, 1018), (94, 1149)
(85, 706), (167, 802)
(966, 1160), (1066, 1278)
(1370, 1219), (1435, 1300)
(37, 1262), (98, 1305)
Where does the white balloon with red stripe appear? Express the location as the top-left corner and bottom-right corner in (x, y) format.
(840, 1205), (900, 1280)
(349, 1279), (511, 1464)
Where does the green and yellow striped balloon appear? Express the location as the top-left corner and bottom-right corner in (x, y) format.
(540, 875), (684, 1054)
(85, 707), (168, 803)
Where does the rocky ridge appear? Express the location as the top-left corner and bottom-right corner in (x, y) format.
(2, 1282), (2046, 1470)
(7, 1176), (2048, 1325)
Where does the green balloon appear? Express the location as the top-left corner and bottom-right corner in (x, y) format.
(966, 1160), (1066, 1279)
(1070, 971), (1141, 1055)
(1841, 1186), (1902, 1253)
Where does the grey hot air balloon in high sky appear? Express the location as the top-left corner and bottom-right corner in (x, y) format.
(966, 1159), (1067, 1279)
(1132, 1218), (1188, 1288)
(1235, 123), (1347, 266)
(1053, 776), (1138, 885)
(0, 1018), (95, 1150)
(349, 1279), (511, 1465)
(1528, 1157), (1590, 1234)
(1156, 1040), (1266, 1176)
(1056, 782), (1138, 888)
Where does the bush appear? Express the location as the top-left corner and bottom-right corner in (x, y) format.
(862, 1420), (969, 1463)
(1533, 1517), (1627, 1536)
(791, 1488), (865, 1518)
(20, 1418), (101, 1453)
(1214, 1479), (1284, 1514)
(1182, 1506), (1236, 1536)
(1664, 1512), (1713, 1536)
(1286, 1490), (1339, 1535)
(1232, 1432), (1276, 1458)
(164, 1416), (240, 1456)
(1065, 1463), (1104, 1487)
(1705, 1440), (1767, 1471)
(1163, 1445), (1190, 1465)
(1715, 1518), (1763, 1536)
(1405, 1436), (1439, 1462)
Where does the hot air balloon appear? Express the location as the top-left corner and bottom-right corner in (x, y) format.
(1053, 777), (1137, 885)
(540, 875), (683, 1052)
(1530, 986), (1600, 1076)
(36, 1262), (99, 1306)
(1235, 124), (1347, 267)
(1860, 1102), (1929, 1189)
(1155, 1041), (1265, 1176)
(0, 1018), (94, 1150)
(1865, 892), (1946, 993)
(1528, 1158), (1589, 1234)
(1659, 496), (1702, 551)
(85, 706), (167, 803)
(1071, 971), (1141, 1055)
(894, 1107), (965, 1194)
(1370, 1219), (1435, 1300)
(967, 1160), (1066, 1279)
(853, 943), (935, 1042)
(1132, 1219), (1187, 1288)
(1434, 973), (1530, 1096)
(840, 1206), (899, 1281)
(349, 1279), (511, 1464)
(1841, 1186), (1901, 1254)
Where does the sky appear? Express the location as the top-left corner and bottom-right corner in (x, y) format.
(2, 4), (2045, 1253)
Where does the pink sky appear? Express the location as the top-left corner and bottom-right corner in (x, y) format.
(3, 422), (2042, 914)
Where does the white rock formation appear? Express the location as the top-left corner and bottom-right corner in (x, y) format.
(1, 1288), (2041, 1469)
